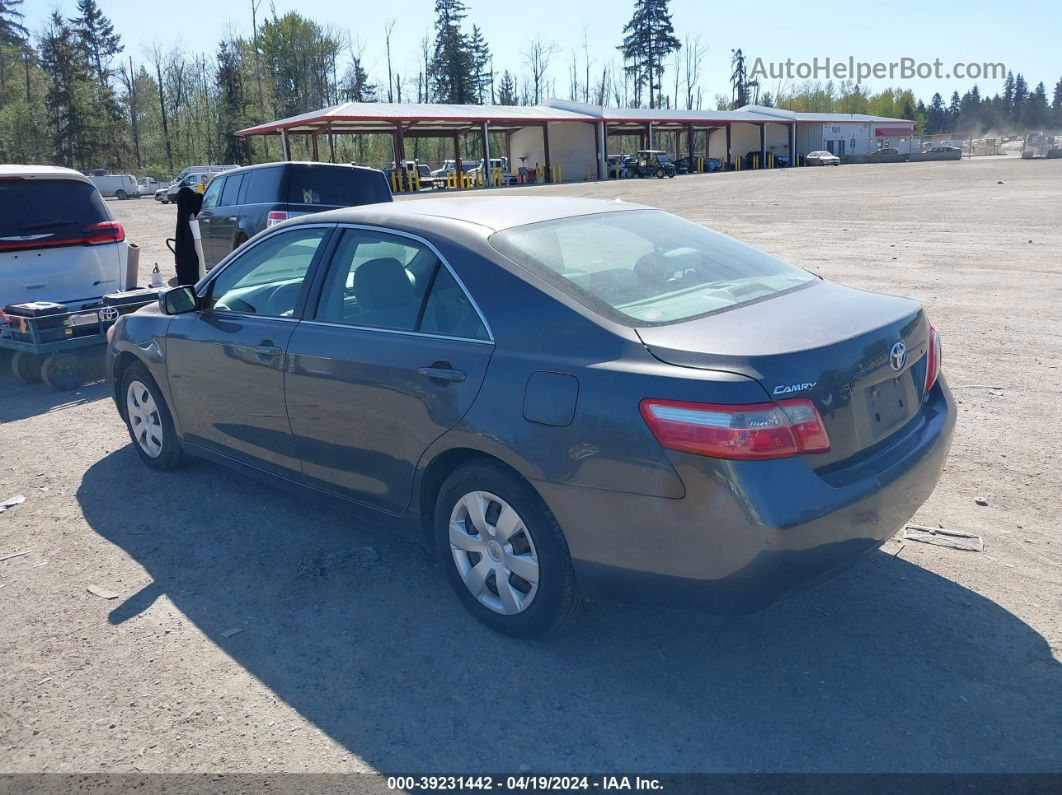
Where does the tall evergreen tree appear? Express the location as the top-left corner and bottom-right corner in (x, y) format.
(497, 69), (517, 105)
(430, 0), (475, 104)
(926, 92), (946, 133)
(1022, 81), (1049, 129)
(71, 0), (121, 82)
(730, 49), (749, 108)
(216, 41), (250, 164)
(1052, 78), (1062, 126)
(1012, 73), (1028, 122)
(39, 11), (94, 168)
(468, 24), (491, 103)
(617, 0), (680, 109)
(0, 0), (28, 102)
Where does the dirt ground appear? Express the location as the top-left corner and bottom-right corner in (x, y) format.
(1, 157), (1060, 775)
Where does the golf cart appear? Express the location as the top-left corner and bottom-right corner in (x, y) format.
(634, 150), (676, 179)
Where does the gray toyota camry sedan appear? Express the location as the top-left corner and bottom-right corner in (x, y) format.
(108, 197), (954, 637)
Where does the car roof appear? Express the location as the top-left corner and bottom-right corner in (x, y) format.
(296, 196), (652, 233)
(222, 160), (383, 176)
(0, 164), (92, 183)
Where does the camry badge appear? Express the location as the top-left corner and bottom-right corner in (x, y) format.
(772, 381), (817, 395)
(890, 341), (907, 371)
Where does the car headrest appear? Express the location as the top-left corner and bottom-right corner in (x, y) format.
(352, 258), (413, 310)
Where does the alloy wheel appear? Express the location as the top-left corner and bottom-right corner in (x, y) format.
(449, 490), (539, 615)
(126, 380), (164, 458)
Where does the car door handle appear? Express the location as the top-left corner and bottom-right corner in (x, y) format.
(199, 217), (211, 223)
(253, 343), (283, 358)
(417, 366), (466, 383)
(227, 216), (238, 222)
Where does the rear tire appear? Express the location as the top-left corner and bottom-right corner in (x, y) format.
(116, 190), (127, 200)
(41, 352), (84, 391)
(434, 461), (578, 638)
(121, 363), (190, 470)
(11, 351), (44, 383)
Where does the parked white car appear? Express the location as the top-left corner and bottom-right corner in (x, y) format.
(805, 150), (841, 166)
(87, 172), (138, 199)
(0, 165), (128, 308)
(137, 176), (163, 196)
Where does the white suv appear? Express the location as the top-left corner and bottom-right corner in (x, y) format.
(0, 165), (128, 308)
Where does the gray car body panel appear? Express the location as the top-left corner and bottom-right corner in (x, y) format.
(108, 198), (955, 610)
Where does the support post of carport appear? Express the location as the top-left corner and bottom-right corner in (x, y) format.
(599, 122), (608, 179)
(311, 132), (319, 162)
(480, 122), (491, 185)
(280, 128), (291, 161)
(759, 124), (767, 169)
(396, 122), (407, 164)
(453, 133), (462, 181)
(647, 122), (654, 148)
(725, 124), (732, 170)
(686, 124), (694, 172)
(788, 123), (797, 167)
(596, 121), (605, 180)
(327, 121), (335, 163)
(542, 123), (552, 183)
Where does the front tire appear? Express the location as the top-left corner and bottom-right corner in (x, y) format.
(435, 462), (578, 638)
(121, 363), (189, 470)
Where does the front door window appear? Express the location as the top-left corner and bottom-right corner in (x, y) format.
(206, 227), (328, 317)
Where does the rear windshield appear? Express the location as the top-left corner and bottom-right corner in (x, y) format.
(286, 166), (391, 207)
(489, 209), (815, 326)
(0, 179), (108, 240)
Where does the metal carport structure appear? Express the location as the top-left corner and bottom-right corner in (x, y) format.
(235, 102), (595, 183)
(542, 100), (798, 173)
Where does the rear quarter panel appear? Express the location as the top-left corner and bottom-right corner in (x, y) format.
(408, 228), (770, 506)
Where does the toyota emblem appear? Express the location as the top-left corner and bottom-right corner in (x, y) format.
(889, 341), (907, 371)
(98, 306), (120, 323)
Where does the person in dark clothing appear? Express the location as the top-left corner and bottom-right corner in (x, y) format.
(173, 186), (204, 285)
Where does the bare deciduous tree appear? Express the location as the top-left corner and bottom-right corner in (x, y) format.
(523, 37), (555, 105)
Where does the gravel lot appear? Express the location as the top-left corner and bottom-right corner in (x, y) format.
(1, 157), (1060, 775)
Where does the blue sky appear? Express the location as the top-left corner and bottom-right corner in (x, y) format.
(25, 0), (1059, 104)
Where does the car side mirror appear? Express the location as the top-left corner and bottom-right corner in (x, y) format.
(160, 286), (198, 315)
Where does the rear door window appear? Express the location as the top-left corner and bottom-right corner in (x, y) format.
(286, 166), (391, 207)
(220, 173), (243, 206)
(0, 179), (109, 248)
(242, 166), (286, 204)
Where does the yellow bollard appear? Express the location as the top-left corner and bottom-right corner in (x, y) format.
(768, 153), (774, 169)
(412, 171), (420, 191)
(553, 164), (562, 183)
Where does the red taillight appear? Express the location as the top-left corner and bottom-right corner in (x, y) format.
(0, 220), (124, 252)
(81, 220), (125, 245)
(639, 397), (831, 461)
(924, 324), (942, 395)
(266, 211), (288, 227)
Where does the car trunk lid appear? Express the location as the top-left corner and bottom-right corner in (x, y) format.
(636, 279), (930, 467)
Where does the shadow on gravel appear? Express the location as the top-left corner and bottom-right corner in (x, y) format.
(0, 366), (110, 423)
(77, 447), (1062, 774)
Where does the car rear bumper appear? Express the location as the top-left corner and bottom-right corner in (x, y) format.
(535, 379), (955, 612)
